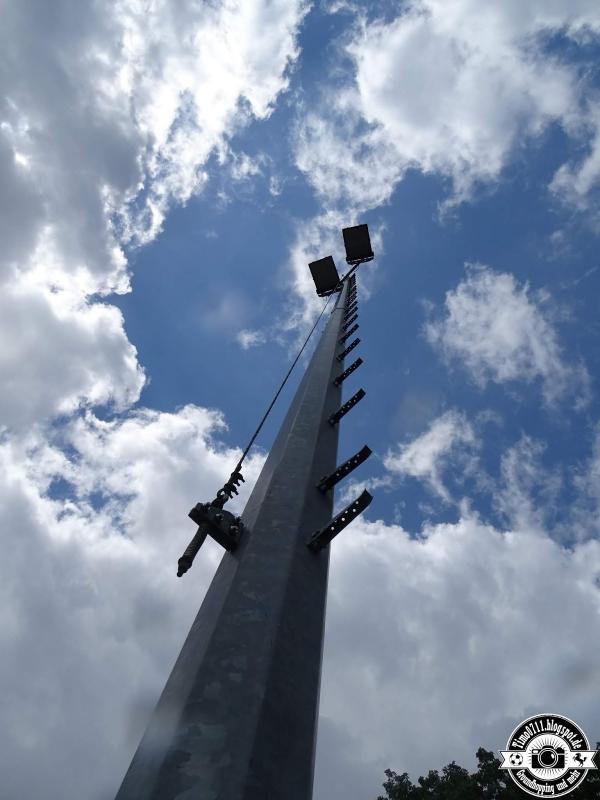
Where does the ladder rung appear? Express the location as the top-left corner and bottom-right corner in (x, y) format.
(333, 357), (363, 386)
(342, 313), (358, 331)
(307, 490), (373, 551)
(316, 445), (372, 492)
(328, 388), (365, 425)
(336, 338), (360, 362)
(338, 323), (359, 345)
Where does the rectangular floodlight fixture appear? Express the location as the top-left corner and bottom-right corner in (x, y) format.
(342, 224), (374, 265)
(308, 255), (341, 296)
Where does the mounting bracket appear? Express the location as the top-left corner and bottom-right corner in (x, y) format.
(328, 388), (365, 425)
(307, 490), (373, 551)
(342, 313), (358, 331)
(338, 323), (359, 345)
(336, 337), (360, 362)
(188, 503), (243, 552)
(333, 357), (363, 386)
(316, 445), (372, 492)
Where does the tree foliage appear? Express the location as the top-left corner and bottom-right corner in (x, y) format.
(377, 746), (600, 800)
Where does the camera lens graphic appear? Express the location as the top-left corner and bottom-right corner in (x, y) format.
(504, 714), (595, 797)
(538, 747), (559, 768)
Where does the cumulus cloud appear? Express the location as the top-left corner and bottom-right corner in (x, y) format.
(383, 409), (600, 545)
(0, 4), (308, 796)
(294, 0), (600, 214)
(0, 274), (145, 430)
(115, 0), (309, 244)
(315, 411), (600, 800)
(315, 513), (600, 798)
(289, 1), (600, 334)
(0, 0), (309, 430)
(348, 2), (579, 204)
(5, 6), (600, 800)
(424, 265), (590, 405)
(7, 399), (600, 800)
(0, 405), (264, 800)
(294, 109), (405, 212)
(384, 410), (477, 502)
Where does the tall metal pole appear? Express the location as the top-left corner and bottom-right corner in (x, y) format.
(114, 277), (369, 799)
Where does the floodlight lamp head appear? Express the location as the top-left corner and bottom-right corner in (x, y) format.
(308, 255), (341, 296)
(342, 223), (374, 265)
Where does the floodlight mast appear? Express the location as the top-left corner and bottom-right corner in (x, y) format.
(114, 226), (374, 800)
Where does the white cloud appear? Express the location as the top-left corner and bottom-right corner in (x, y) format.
(294, 109), (405, 212)
(269, 174), (285, 196)
(198, 290), (255, 335)
(384, 410), (476, 501)
(322, 0), (358, 14)
(570, 425), (600, 540)
(383, 411), (600, 544)
(425, 265), (590, 405)
(284, 212), (347, 328)
(314, 512), (600, 798)
(0, 405), (264, 800)
(494, 435), (563, 530)
(294, 1), (600, 214)
(229, 150), (265, 182)
(114, 0), (310, 245)
(7, 400), (600, 800)
(0, 0), (309, 431)
(0, 274), (145, 430)
(550, 103), (600, 213)
(5, 6), (600, 800)
(236, 328), (267, 349)
(0, 5), (310, 795)
(289, 1), (600, 334)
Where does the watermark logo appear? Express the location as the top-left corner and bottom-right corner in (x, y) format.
(500, 713), (597, 796)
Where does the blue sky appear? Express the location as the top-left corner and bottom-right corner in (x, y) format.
(3, 2), (600, 799)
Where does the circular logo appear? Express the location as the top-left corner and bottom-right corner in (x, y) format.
(499, 713), (598, 797)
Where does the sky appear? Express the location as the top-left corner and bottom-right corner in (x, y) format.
(3, 1), (600, 798)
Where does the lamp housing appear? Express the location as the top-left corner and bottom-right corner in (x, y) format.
(308, 255), (340, 296)
(342, 224), (374, 265)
